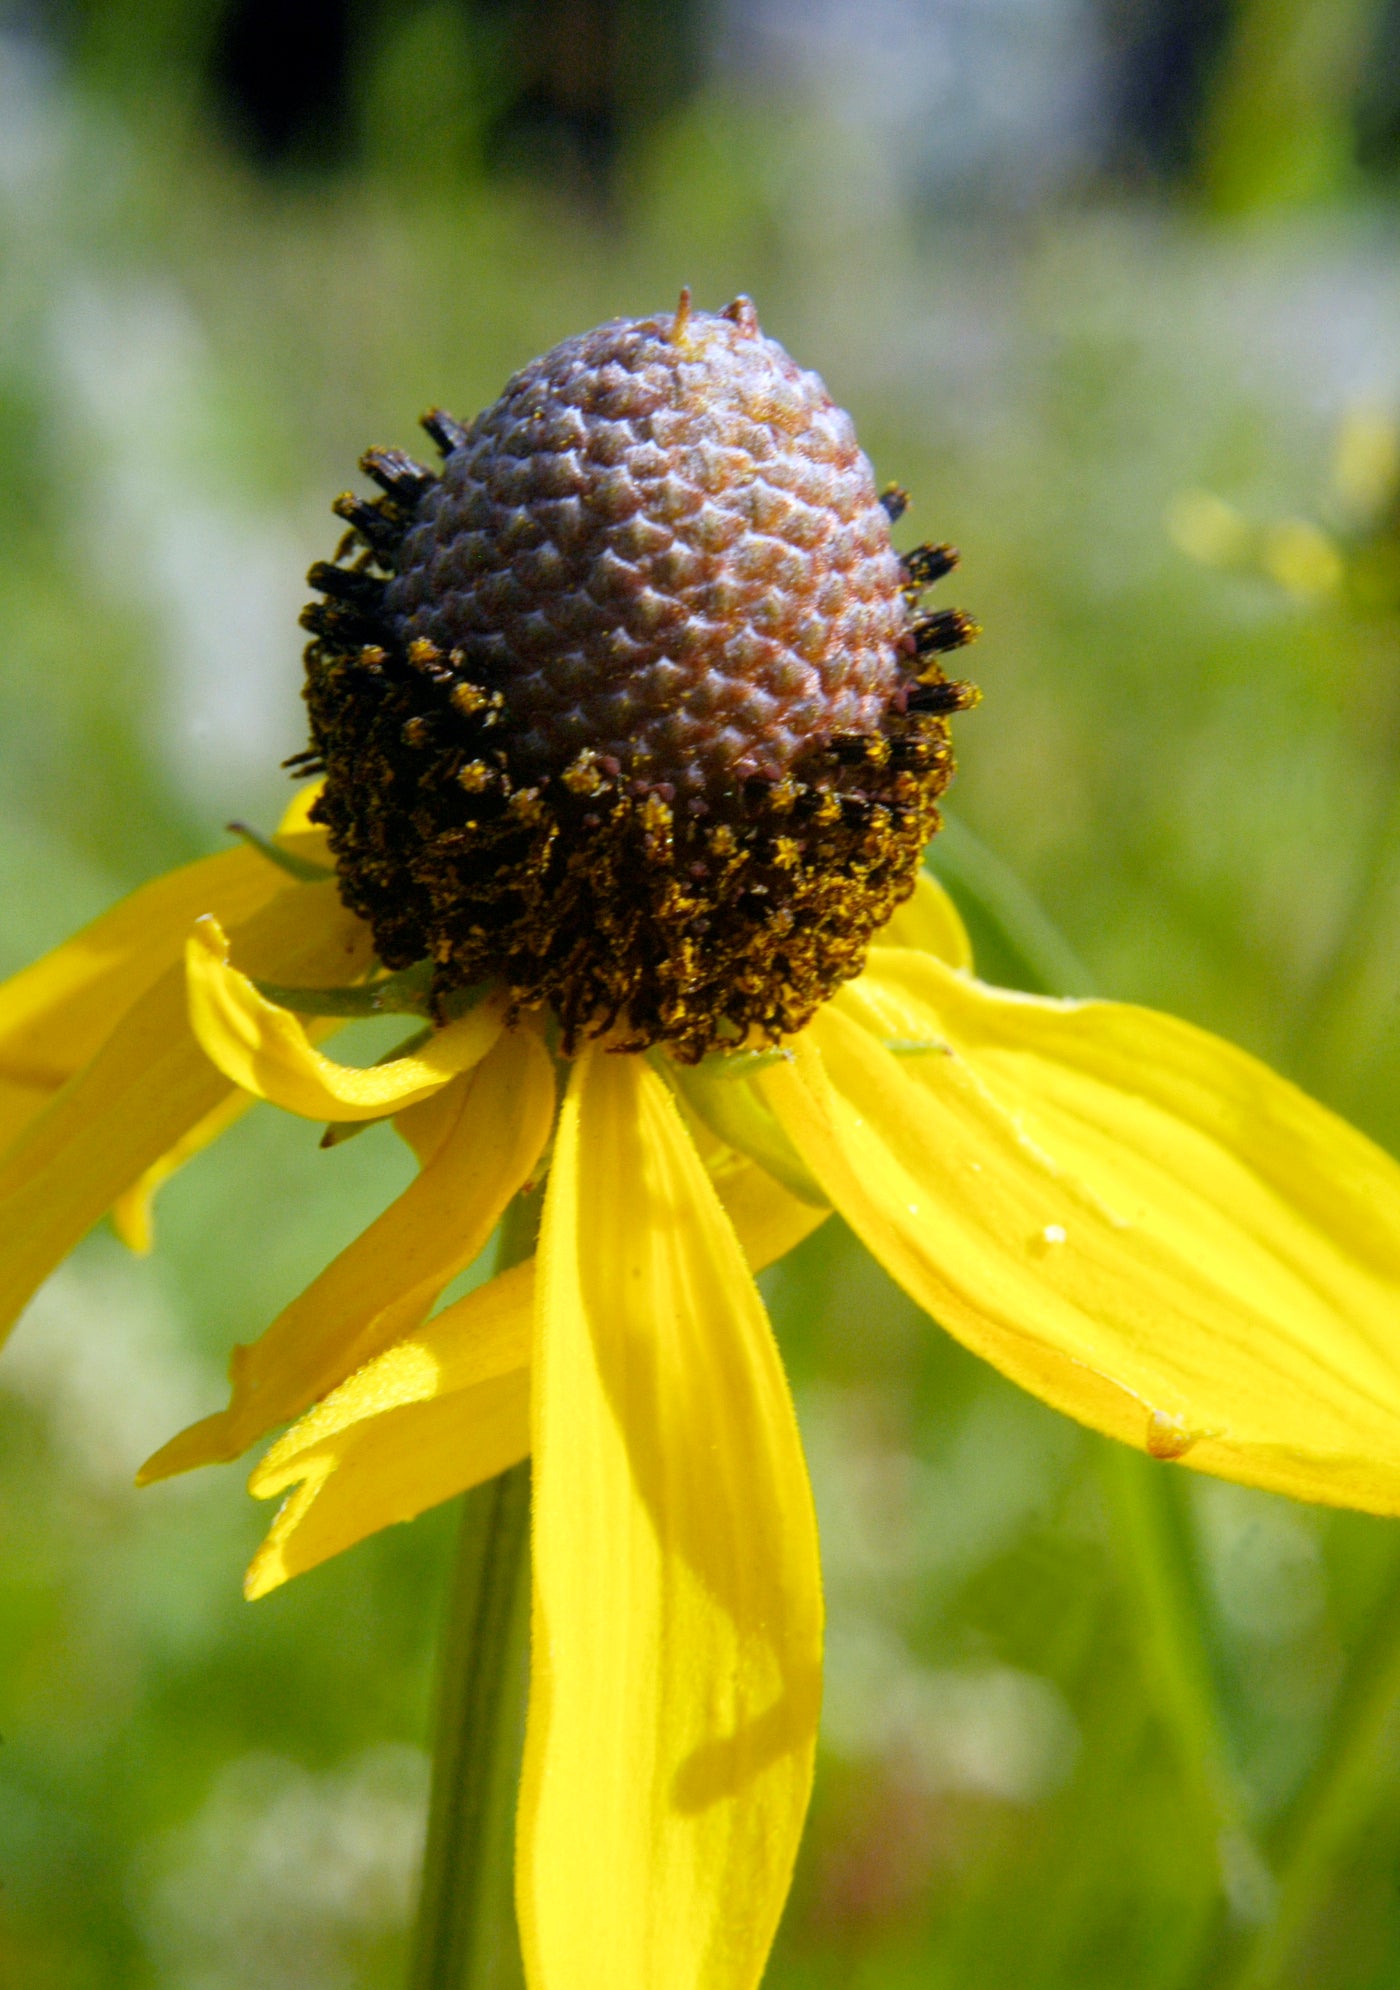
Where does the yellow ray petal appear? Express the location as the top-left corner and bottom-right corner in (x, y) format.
(762, 947), (1400, 1512)
(392, 1066), (477, 1167)
(275, 778), (328, 841)
(109, 945), (352, 1257)
(873, 867), (973, 967)
(186, 916), (503, 1120)
(109, 1091), (252, 1254)
(519, 1047), (823, 1990)
(707, 1148), (829, 1270)
(239, 1153), (827, 1594)
(139, 1025), (555, 1482)
(0, 1075), (51, 1163)
(0, 886), (373, 1346)
(0, 844), (294, 1153)
(244, 1261), (535, 1598)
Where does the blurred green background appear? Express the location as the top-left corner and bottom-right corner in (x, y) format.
(5, 1), (1400, 1984)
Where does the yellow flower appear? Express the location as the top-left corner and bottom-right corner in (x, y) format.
(7, 797), (1400, 1986)
(10, 296), (1400, 1989)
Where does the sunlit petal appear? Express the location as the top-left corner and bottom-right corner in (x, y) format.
(0, 886), (372, 1346)
(239, 1150), (825, 1592)
(186, 915), (503, 1120)
(763, 947), (1400, 1511)
(518, 1047), (822, 1990)
(0, 844), (291, 1153)
(244, 1261), (534, 1598)
(139, 1025), (555, 1482)
(872, 867), (973, 967)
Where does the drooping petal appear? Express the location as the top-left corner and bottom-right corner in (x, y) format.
(186, 915), (503, 1120)
(240, 1152), (827, 1593)
(109, 1092), (252, 1254)
(0, 885), (372, 1345)
(244, 1261), (535, 1598)
(519, 1047), (823, 1990)
(0, 844), (289, 1154)
(138, 1025), (555, 1482)
(762, 946), (1400, 1512)
(872, 867), (973, 968)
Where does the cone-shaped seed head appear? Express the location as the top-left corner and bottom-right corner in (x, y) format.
(387, 298), (906, 799)
(301, 295), (976, 1057)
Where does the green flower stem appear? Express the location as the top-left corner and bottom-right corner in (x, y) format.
(1098, 1441), (1270, 1930)
(408, 1190), (541, 1990)
(932, 813), (1096, 997)
(930, 820), (1262, 1918)
(1209, 1545), (1400, 1990)
(1197, 0), (1382, 216)
(1284, 724), (1400, 1103)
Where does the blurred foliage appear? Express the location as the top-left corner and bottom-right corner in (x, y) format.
(8, 4), (1400, 1987)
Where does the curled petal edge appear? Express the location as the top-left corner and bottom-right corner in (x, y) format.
(185, 915), (505, 1120)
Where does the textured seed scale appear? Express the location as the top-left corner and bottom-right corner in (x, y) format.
(301, 294), (977, 1058)
(387, 297), (908, 797)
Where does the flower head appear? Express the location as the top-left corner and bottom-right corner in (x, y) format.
(301, 292), (975, 1057)
(6, 298), (1400, 1990)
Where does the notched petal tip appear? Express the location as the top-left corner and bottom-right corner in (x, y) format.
(240, 1279), (535, 1596)
(142, 1027), (556, 1485)
(232, 1139), (824, 1595)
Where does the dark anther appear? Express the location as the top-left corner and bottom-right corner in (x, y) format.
(360, 446), (436, 504)
(827, 735), (873, 765)
(307, 561), (387, 609)
(902, 543), (960, 589)
(880, 484), (910, 522)
(911, 608), (980, 656)
(906, 678), (978, 716)
(420, 408), (471, 456)
(331, 492), (402, 555)
(299, 600), (383, 644)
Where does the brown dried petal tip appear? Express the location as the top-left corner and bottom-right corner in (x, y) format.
(300, 298), (978, 1059)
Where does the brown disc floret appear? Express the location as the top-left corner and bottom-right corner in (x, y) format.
(299, 293), (978, 1060)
